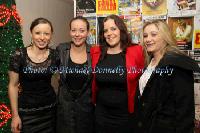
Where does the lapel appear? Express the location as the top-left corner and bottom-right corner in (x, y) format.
(62, 43), (70, 79)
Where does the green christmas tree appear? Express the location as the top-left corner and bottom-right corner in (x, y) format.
(0, 0), (23, 132)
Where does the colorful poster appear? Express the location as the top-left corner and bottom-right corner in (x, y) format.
(142, 0), (167, 16)
(194, 30), (200, 49)
(168, 17), (194, 50)
(76, 0), (96, 16)
(96, 0), (118, 15)
(168, 0), (198, 17)
(118, 0), (140, 15)
(123, 15), (143, 43)
(193, 15), (200, 49)
(86, 16), (97, 45)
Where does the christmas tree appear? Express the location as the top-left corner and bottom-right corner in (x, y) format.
(0, 0), (23, 132)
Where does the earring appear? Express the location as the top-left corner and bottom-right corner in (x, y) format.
(30, 38), (33, 45)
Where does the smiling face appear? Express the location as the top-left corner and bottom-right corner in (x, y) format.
(31, 23), (52, 49)
(143, 23), (167, 56)
(103, 19), (121, 48)
(70, 19), (89, 47)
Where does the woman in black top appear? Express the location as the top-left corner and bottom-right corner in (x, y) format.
(8, 18), (59, 133)
(90, 14), (144, 133)
(134, 20), (200, 133)
(56, 16), (94, 133)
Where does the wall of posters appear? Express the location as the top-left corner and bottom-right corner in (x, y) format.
(74, 0), (200, 50)
(74, 0), (200, 52)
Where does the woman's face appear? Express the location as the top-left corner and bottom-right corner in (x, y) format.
(31, 23), (52, 49)
(70, 19), (89, 47)
(143, 24), (167, 55)
(103, 19), (121, 48)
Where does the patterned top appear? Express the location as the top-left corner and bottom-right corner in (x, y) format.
(9, 47), (60, 109)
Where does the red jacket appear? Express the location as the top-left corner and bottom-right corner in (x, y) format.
(90, 45), (145, 113)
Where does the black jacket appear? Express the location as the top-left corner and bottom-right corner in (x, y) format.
(134, 53), (200, 133)
(56, 42), (94, 133)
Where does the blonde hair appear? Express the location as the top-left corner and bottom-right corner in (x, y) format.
(142, 20), (184, 65)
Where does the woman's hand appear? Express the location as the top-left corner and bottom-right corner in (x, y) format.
(11, 115), (22, 133)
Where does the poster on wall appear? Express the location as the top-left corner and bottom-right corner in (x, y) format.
(118, 0), (140, 15)
(194, 30), (200, 49)
(96, 0), (118, 15)
(168, 17), (194, 50)
(123, 15), (143, 44)
(168, 0), (198, 17)
(86, 16), (97, 45)
(193, 15), (200, 49)
(76, 0), (96, 16)
(142, 0), (167, 16)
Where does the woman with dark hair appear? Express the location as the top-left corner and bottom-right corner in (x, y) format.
(56, 16), (94, 133)
(91, 14), (145, 133)
(8, 18), (59, 133)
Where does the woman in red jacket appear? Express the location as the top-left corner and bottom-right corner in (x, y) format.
(90, 14), (144, 133)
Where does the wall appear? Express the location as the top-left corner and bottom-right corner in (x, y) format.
(15, 0), (74, 48)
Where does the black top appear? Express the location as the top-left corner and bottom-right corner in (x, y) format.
(95, 53), (130, 127)
(9, 47), (59, 108)
(65, 57), (88, 99)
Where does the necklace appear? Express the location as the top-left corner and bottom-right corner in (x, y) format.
(36, 54), (46, 62)
(36, 50), (49, 62)
(28, 46), (49, 63)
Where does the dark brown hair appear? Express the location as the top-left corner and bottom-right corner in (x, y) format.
(30, 18), (53, 32)
(100, 14), (133, 59)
